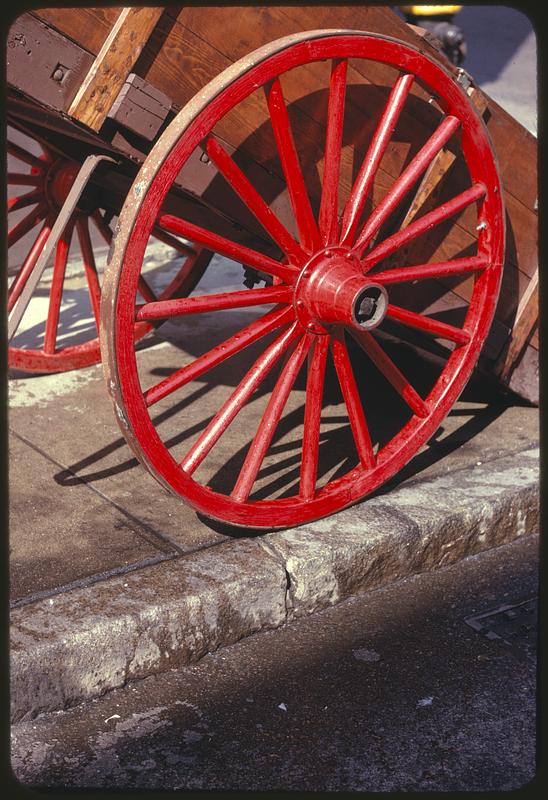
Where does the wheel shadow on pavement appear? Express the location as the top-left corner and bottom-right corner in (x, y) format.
(52, 333), (519, 540)
(196, 396), (511, 539)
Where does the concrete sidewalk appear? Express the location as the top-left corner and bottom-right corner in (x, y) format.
(8, 326), (539, 722)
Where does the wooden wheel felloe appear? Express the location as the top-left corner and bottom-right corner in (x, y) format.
(102, 29), (504, 529)
(7, 127), (207, 373)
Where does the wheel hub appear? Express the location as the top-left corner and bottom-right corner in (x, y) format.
(294, 246), (388, 334)
(45, 160), (81, 209)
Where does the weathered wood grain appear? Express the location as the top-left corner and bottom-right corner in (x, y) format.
(67, 7), (164, 131)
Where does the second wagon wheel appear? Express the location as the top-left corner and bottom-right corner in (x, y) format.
(102, 29), (504, 529)
(7, 125), (210, 373)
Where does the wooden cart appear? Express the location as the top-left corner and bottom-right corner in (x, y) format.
(7, 6), (538, 528)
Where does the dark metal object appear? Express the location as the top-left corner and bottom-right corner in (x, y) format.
(403, 13), (466, 66)
(464, 598), (538, 660)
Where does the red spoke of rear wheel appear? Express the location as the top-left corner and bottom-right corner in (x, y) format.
(266, 78), (321, 253)
(374, 255), (488, 284)
(158, 213), (297, 285)
(76, 216), (101, 328)
(91, 210), (113, 244)
(137, 275), (157, 303)
(7, 141), (47, 170)
(43, 221), (74, 354)
(7, 203), (48, 247)
(180, 322), (302, 475)
(144, 305), (295, 407)
(350, 328), (429, 418)
(136, 285), (292, 321)
(340, 73), (415, 247)
(8, 218), (53, 312)
(231, 332), (311, 502)
(8, 191), (43, 212)
(151, 225), (195, 256)
(331, 329), (376, 469)
(386, 303), (471, 345)
(7, 172), (43, 186)
(318, 58), (348, 245)
(300, 334), (330, 499)
(353, 115), (460, 255)
(361, 182), (487, 271)
(205, 136), (306, 265)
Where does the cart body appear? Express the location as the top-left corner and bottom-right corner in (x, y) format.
(7, 5), (537, 401)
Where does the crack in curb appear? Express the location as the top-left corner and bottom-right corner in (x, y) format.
(257, 539), (293, 619)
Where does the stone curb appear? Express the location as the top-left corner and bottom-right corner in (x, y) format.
(10, 447), (539, 723)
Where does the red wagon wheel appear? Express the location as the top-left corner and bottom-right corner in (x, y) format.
(7, 127), (209, 373)
(102, 30), (504, 528)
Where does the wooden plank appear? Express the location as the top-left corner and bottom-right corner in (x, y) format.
(495, 269), (539, 381)
(67, 7), (165, 131)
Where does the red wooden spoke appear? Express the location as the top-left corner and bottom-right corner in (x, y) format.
(205, 136), (305, 264)
(91, 210), (114, 244)
(350, 329), (429, 418)
(155, 248), (206, 301)
(136, 285), (291, 321)
(8, 219), (53, 312)
(386, 303), (471, 345)
(340, 72), (415, 246)
(76, 216), (102, 328)
(231, 333), (311, 502)
(151, 224), (195, 256)
(361, 183), (487, 271)
(7, 203), (48, 247)
(7, 172), (43, 186)
(8, 140), (46, 170)
(137, 275), (157, 303)
(353, 114), (460, 254)
(375, 255), (488, 284)
(180, 322), (301, 475)
(331, 329), (376, 469)
(43, 222), (74, 354)
(299, 334), (330, 499)
(145, 306), (295, 407)
(266, 78), (321, 252)
(8, 190), (43, 212)
(158, 213), (296, 284)
(318, 58), (348, 245)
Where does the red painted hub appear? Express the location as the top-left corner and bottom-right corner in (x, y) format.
(45, 160), (80, 209)
(294, 247), (388, 334)
(102, 30), (504, 528)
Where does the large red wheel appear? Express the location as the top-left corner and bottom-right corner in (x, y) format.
(101, 30), (504, 529)
(7, 127), (209, 373)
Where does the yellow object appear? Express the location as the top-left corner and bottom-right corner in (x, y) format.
(400, 6), (462, 16)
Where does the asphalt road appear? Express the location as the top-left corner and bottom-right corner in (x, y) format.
(10, 533), (538, 792)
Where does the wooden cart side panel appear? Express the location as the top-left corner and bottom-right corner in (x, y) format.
(32, 6), (537, 217)
(136, 7), (537, 334)
(31, 6), (120, 55)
